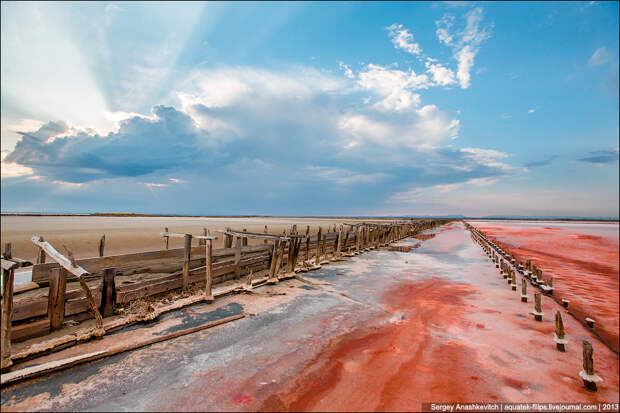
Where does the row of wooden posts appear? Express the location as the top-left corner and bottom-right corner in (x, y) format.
(1, 219), (443, 371)
(465, 222), (604, 392)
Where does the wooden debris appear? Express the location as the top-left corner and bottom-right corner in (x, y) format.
(554, 311), (567, 352)
(48, 268), (67, 330)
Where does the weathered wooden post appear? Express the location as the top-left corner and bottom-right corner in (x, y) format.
(511, 272), (517, 290)
(274, 239), (285, 278)
(242, 229), (248, 247)
(234, 236), (242, 280)
(1, 259), (17, 370)
(48, 267), (67, 330)
(264, 225), (268, 244)
(553, 311), (567, 352)
(305, 225), (310, 263)
(164, 227), (169, 250)
(562, 299), (570, 308)
(224, 227), (233, 248)
(321, 233), (327, 262)
(585, 317), (595, 329)
(580, 341), (603, 391)
(521, 278), (528, 302)
(199, 228), (207, 246)
(98, 234), (106, 257)
(37, 236), (46, 264)
(182, 234), (192, 291)
(336, 225), (343, 258)
(3, 243), (11, 261)
(205, 238), (214, 303)
(267, 240), (280, 284)
(315, 227), (322, 267)
(100, 267), (116, 317)
(533, 292), (543, 321)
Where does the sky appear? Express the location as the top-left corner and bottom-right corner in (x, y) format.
(1, 1), (618, 217)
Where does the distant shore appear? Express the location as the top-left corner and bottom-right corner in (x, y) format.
(1, 212), (618, 221)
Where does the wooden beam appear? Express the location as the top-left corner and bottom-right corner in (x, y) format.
(1, 266), (15, 369)
(48, 267), (66, 330)
(31, 237), (103, 329)
(100, 267), (116, 317)
(216, 229), (290, 241)
(164, 227), (169, 250)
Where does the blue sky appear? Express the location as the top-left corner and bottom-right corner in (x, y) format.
(1, 1), (618, 217)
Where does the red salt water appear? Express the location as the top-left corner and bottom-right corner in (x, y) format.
(472, 220), (619, 353)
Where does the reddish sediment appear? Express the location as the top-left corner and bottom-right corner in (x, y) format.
(474, 222), (619, 353)
(255, 272), (618, 410)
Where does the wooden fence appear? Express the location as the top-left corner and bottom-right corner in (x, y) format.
(1, 219), (446, 369)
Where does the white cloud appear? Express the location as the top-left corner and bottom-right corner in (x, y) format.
(588, 47), (612, 67)
(434, 7), (492, 89)
(338, 61), (355, 79)
(357, 64), (429, 111)
(425, 60), (457, 86)
(528, 108), (535, 114)
(386, 23), (422, 55)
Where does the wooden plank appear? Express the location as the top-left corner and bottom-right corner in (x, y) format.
(2, 259), (19, 271)
(1, 267), (15, 368)
(31, 237), (89, 278)
(11, 319), (49, 343)
(48, 268), (66, 330)
(1, 314), (245, 386)
(100, 268), (116, 317)
(13, 282), (39, 295)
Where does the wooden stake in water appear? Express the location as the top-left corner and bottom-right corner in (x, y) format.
(533, 292), (543, 321)
(553, 311), (567, 352)
(579, 340), (603, 391)
(521, 278), (528, 302)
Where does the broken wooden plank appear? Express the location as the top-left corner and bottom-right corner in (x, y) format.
(100, 268), (116, 317)
(1, 313), (245, 386)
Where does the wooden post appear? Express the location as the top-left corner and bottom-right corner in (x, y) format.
(580, 341), (603, 391)
(268, 240), (279, 284)
(224, 227), (233, 248)
(182, 234), (192, 291)
(511, 271), (517, 290)
(1, 264), (16, 369)
(533, 292), (543, 321)
(234, 236), (242, 279)
(3, 243), (12, 260)
(98, 234), (105, 257)
(275, 240), (285, 278)
(100, 267), (116, 318)
(164, 227), (169, 250)
(242, 229), (248, 247)
(264, 225), (268, 244)
(37, 236), (46, 264)
(48, 267), (67, 330)
(554, 311), (567, 352)
(321, 233), (327, 262)
(305, 226), (310, 263)
(205, 239), (214, 303)
(199, 228), (207, 246)
(521, 278), (528, 302)
(336, 226), (343, 258)
(315, 227), (322, 267)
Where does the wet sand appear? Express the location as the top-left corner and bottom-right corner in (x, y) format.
(3, 221), (617, 411)
(471, 220), (619, 353)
